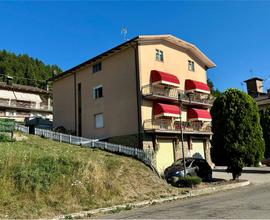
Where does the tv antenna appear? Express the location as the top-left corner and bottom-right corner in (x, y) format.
(121, 27), (128, 41)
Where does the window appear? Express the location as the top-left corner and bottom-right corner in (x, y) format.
(93, 86), (103, 99)
(95, 113), (104, 128)
(188, 60), (195, 72)
(155, 49), (164, 62)
(92, 62), (102, 73)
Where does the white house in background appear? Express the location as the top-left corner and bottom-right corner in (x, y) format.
(0, 81), (52, 122)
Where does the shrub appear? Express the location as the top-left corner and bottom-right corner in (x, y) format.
(211, 89), (265, 179)
(177, 176), (202, 187)
(0, 133), (13, 142)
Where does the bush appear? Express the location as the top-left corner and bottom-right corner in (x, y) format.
(0, 133), (13, 142)
(177, 176), (202, 187)
(211, 89), (265, 179)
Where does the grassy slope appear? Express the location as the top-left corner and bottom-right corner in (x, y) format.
(0, 133), (182, 218)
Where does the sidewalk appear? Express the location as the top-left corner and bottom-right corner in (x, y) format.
(213, 166), (270, 184)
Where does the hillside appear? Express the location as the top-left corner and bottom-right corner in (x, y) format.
(0, 50), (62, 89)
(0, 133), (181, 219)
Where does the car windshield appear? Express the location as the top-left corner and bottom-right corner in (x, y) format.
(173, 159), (193, 167)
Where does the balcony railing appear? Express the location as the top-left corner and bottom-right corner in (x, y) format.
(179, 92), (215, 106)
(0, 99), (52, 112)
(143, 119), (212, 134)
(142, 84), (214, 106)
(141, 84), (179, 101)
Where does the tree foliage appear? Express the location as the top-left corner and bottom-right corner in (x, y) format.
(260, 107), (270, 158)
(207, 78), (221, 98)
(211, 89), (265, 179)
(0, 50), (62, 89)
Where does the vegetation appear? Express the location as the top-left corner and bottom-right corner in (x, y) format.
(211, 89), (265, 179)
(207, 78), (221, 97)
(0, 133), (183, 219)
(176, 176), (202, 187)
(0, 50), (62, 89)
(260, 107), (270, 158)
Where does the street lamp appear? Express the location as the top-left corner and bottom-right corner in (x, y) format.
(178, 93), (187, 177)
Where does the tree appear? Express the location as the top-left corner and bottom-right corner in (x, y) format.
(207, 78), (221, 98)
(211, 89), (265, 179)
(260, 107), (270, 158)
(0, 50), (62, 90)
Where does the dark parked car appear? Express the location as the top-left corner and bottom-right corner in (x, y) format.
(164, 157), (212, 184)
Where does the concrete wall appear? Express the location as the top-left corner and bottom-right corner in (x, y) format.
(53, 74), (75, 131)
(138, 41), (208, 124)
(53, 47), (139, 139)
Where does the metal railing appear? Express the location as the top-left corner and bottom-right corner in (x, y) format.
(143, 119), (212, 133)
(14, 124), (154, 168)
(0, 99), (52, 111)
(141, 84), (178, 100)
(179, 92), (215, 105)
(142, 84), (214, 105)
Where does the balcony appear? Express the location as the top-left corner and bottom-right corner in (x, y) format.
(0, 99), (52, 112)
(142, 84), (214, 107)
(179, 91), (215, 107)
(142, 84), (179, 102)
(143, 119), (212, 134)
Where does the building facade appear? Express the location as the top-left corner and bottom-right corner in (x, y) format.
(52, 35), (216, 173)
(244, 77), (270, 111)
(0, 81), (52, 122)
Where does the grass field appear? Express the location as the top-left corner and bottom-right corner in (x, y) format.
(0, 133), (182, 218)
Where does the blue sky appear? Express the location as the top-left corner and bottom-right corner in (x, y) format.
(1, 1), (270, 92)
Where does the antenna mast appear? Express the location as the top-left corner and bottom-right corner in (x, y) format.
(121, 27), (128, 41)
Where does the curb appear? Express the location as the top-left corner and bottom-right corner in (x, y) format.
(54, 180), (250, 219)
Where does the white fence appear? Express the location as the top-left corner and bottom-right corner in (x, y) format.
(15, 124), (154, 168)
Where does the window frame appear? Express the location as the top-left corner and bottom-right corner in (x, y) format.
(93, 85), (103, 99)
(155, 49), (164, 62)
(94, 113), (104, 129)
(92, 62), (102, 73)
(188, 60), (195, 72)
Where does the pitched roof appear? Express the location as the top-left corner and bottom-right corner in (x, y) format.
(0, 82), (51, 94)
(52, 34), (216, 81)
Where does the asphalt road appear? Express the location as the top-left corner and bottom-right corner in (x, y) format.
(98, 167), (270, 219)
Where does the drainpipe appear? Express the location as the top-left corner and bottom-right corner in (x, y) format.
(131, 41), (143, 149)
(74, 73), (77, 135)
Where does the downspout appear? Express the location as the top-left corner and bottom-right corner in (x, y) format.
(131, 41), (143, 149)
(74, 73), (77, 135)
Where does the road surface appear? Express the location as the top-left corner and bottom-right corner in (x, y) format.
(98, 167), (270, 219)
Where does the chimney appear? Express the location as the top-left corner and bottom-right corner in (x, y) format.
(244, 77), (264, 97)
(6, 76), (13, 86)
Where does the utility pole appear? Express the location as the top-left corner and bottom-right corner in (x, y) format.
(178, 94), (187, 176)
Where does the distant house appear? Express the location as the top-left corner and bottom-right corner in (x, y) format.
(0, 81), (52, 122)
(244, 77), (270, 111)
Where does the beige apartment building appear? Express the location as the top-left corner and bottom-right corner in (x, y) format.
(52, 35), (216, 173)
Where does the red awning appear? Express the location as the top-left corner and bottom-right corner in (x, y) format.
(185, 79), (210, 94)
(153, 103), (181, 118)
(151, 70), (180, 87)
(188, 108), (212, 121)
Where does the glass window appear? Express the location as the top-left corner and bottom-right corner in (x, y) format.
(188, 60), (195, 72)
(93, 86), (103, 99)
(95, 113), (104, 128)
(92, 62), (102, 73)
(155, 49), (164, 62)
